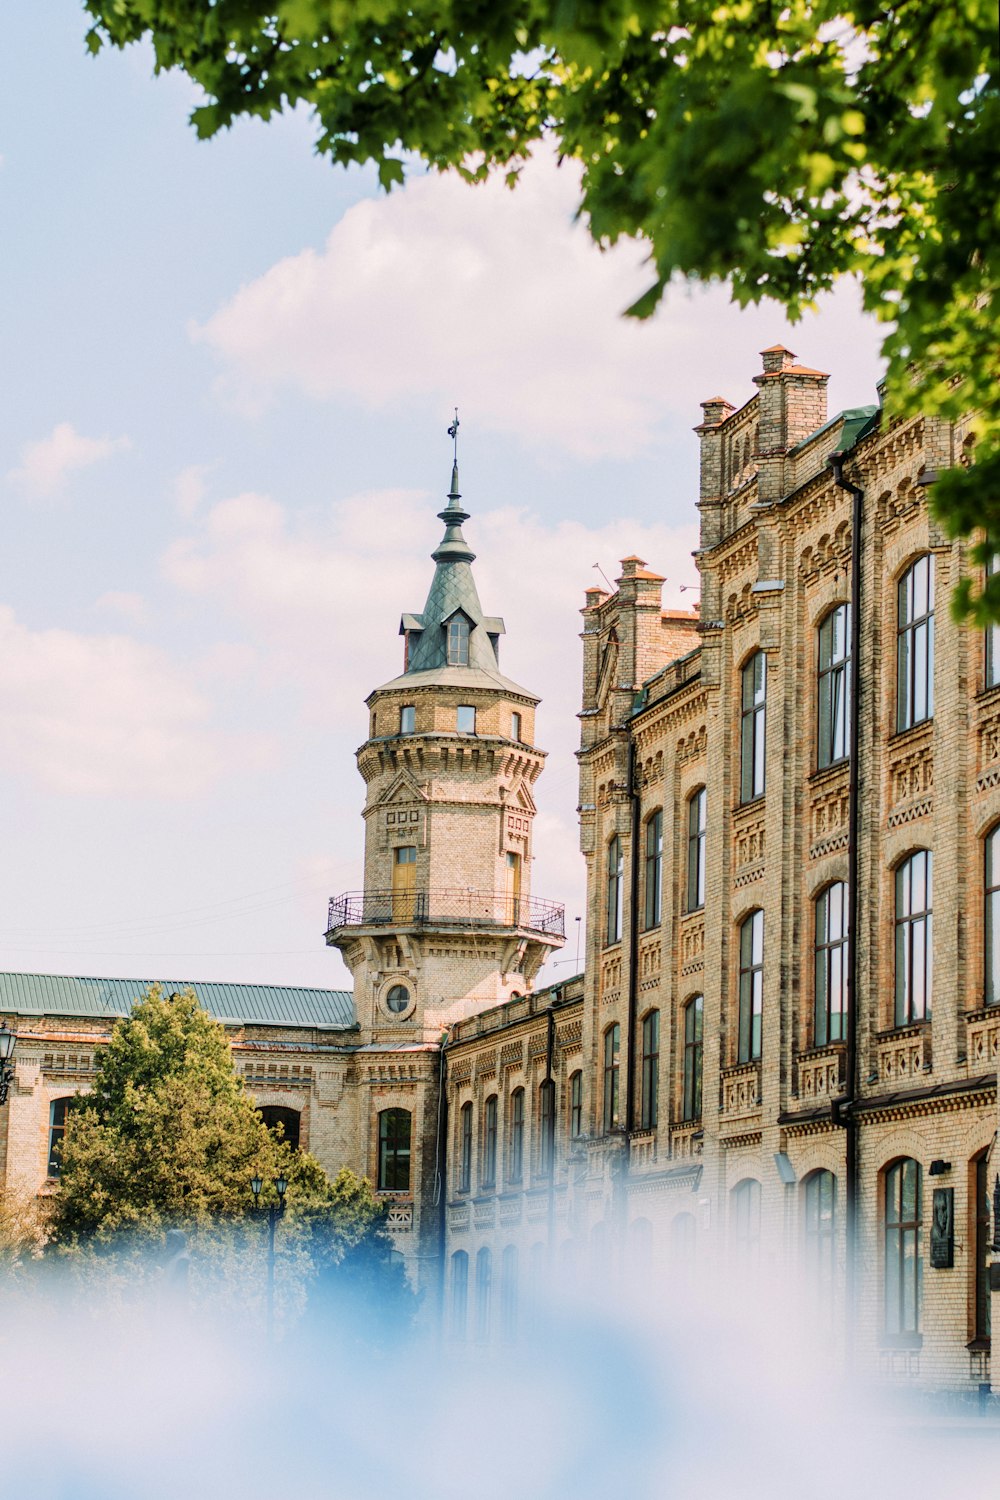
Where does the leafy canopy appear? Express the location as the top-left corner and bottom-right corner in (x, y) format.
(82, 2), (998, 603)
(50, 985), (384, 1251)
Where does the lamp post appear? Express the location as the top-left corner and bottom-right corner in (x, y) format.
(250, 1173), (288, 1341)
(0, 1023), (17, 1106)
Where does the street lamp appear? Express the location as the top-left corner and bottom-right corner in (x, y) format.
(250, 1174), (288, 1340)
(0, 1023), (17, 1106)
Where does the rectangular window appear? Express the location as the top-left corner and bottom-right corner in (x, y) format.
(885, 1159), (922, 1338)
(817, 605), (851, 768)
(606, 837), (623, 946)
(602, 1025), (620, 1133)
(456, 705), (476, 734)
(507, 1089), (524, 1184)
(538, 1081), (555, 1176)
(687, 789), (706, 911)
(815, 882), (849, 1046)
(644, 812), (662, 929)
(897, 555), (934, 731)
(481, 1095), (498, 1188)
(895, 851), (932, 1026)
(740, 652), (767, 802)
(448, 614), (471, 666)
(48, 1096), (78, 1178)
(987, 556), (1000, 689)
(458, 1103), (472, 1193)
(377, 1109), (411, 1192)
(738, 911), (764, 1063)
(569, 1072), (583, 1139)
(640, 1010), (659, 1129)
(511, 711), (522, 741)
(399, 704), (415, 734)
(683, 997), (703, 1121)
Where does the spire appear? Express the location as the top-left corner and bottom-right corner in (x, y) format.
(396, 415), (506, 677)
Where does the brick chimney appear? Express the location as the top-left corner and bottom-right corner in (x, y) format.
(753, 346), (829, 502)
(695, 395), (735, 549)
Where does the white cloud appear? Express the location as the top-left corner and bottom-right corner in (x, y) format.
(192, 152), (884, 459)
(174, 462), (214, 518)
(95, 590), (148, 625)
(7, 422), (131, 497)
(0, 606), (271, 798)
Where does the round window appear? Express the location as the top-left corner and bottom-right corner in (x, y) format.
(385, 984), (411, 1014)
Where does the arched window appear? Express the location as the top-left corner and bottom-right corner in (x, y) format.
(602, 1024), (620, 1133)
(475, 1247), (492, 1341)
(885, 1158), (922, 1338)
(640, 1009), (659, 1129)
(815, 882), (849, 1046)
(802, 1170), (837, 1301)
(538, 1080), (555, 1176)
(500, 1245), (519, 1342)
(731, 1179), (762, 1266)
(895, 851), (932, 1026)
(447, 612), (471, 666)
(450, 1250), (469, 1340)
(973, 1151), (992, 1343)
(507, 1087), (524, 1184)
(683, 995), (704, 1122)
(740, 652), (767, 802)
(606, 836), (623, 946)
(258, 1105), (301, 1152)
(377, 1108), (411, 1192)
(817, 604), (851, 768)
(986, 827), (1000, 1005)
(481, 1094), (498, 1188)
(738, 910), (764, 1062)
(897, 555), (934, 730)
(47, 1095), (83, 1178)
(986, 555), (1000, 689)
(568, 1070), (583, 1140)
(458, 1101), (473, 1193)
(687, 788), (706, 912)
(644, 811), (663, 929)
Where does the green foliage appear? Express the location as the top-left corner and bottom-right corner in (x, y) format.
(82, 0), (998, 606)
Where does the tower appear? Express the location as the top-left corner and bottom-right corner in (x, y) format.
(326, 449), (565, 1043)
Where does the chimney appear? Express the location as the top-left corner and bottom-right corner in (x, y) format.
(695, 395), (735, 549)
(753, 346), (829, 502)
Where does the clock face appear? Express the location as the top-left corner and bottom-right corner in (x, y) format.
(386, 984), (411, 1014)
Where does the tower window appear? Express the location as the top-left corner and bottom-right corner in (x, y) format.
(400, 705), (415, 734)
(377, 1108), (411, 1192)
(447, 614), (471, 666)
(457, 705), (476, 734)
(511, 711), (522, 742)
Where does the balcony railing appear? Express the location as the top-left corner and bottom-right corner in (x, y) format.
(326, 888), (566, 940)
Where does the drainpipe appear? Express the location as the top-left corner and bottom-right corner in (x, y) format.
(545, 999), (557, 1257)
(434, 1028), (450, 1338)
(829, 451), (863, 1355)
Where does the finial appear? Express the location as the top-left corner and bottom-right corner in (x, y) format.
(447, 409), (460, 499)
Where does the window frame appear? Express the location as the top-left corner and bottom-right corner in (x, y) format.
(639, 1009), (659, 1130)
(884, 1157), (923, 1341)
(507, 1087), (525, 1184)
(602, 1023), (621, 1133)
(896, 554), (935, 731)
(740, 651), (767, 802)
(450, 1250), (469, 1339)
(817, 603), (851, 769)
(682, 995), (704, 1122)
(686, 788), (706, 912)
(481, 1093), (498, 1189)
(458, 1101), (473, 1193)
(986, 827), (1000, 1006)
(538, 1079), (555, 1176)
(986, 554), (1000, 690)
(568, 1070), (583, 1140)
(456, 704), (476, 735)
(377, 1108), (411, 1193)
(737, 909), (764, 1063)
(399, 704), (416, 735)
(643, 810), (663, 930)
(605, 835), (623, 947)
(802, 1169), (837, 1303)
(47, 1095), (82, 1178)
(814, 881), (849, 1047)
(447, 612), (471, 666)
(894, 850), (933, 1027)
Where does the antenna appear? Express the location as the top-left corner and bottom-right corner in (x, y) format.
(593, 563), (614, 591)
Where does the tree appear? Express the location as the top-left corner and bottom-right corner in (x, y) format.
(81, 2), (998, 605)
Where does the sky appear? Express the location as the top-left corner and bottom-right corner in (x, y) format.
(0, 5), (886, 992)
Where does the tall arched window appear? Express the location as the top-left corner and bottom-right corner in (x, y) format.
(885, 1158), (922, 1338)
(500, 1245), (519, 1342)
(640, 1009), (659, 1129)
(803, 1170), (837, 1301)
(815, 882), (849, 1046)
(481, 1094), (498, 1188)
(377, 1108), (411, 1192)
(817, 604), (851, 767)
(897, 554), (934, 730)
(450, 1250), (469, 1339)
(475, 1247), (493, 1341)
(738, 910), (764, 1062)
(740, 651), (767, 802)
(458, 1101), (473, 1193)
(538, 1080), (555, 1176)
(606, 836), (623, 946)
(447, 612), (471, 666)
(895, 850), (932, 1026)
(687, 788), (707, 912)
(602, 1023), (620, 1133)
(644, 811), (662, 929)
(507, 1087), (525, 1184)
(683, 995), (704, 1122)
(568, 1070), (583, 1140)
(731, 1179), (762, 1266)
(986, 827), (1000, 1005)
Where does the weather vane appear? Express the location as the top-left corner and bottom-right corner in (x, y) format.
(448, 408), (460, 463)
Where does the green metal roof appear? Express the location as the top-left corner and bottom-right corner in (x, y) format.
(0, 972), (355, 1029)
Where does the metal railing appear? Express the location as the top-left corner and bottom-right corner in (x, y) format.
(326, 888), (565, 939)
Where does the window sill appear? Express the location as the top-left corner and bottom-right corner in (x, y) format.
(967, 1337), (991, 1353)
(889, 718), (933, 748)
(733, 794), (765, 816)
(809, 758), (850, 786)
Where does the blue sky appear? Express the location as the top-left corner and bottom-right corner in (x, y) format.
(0, 4), (885, 989)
